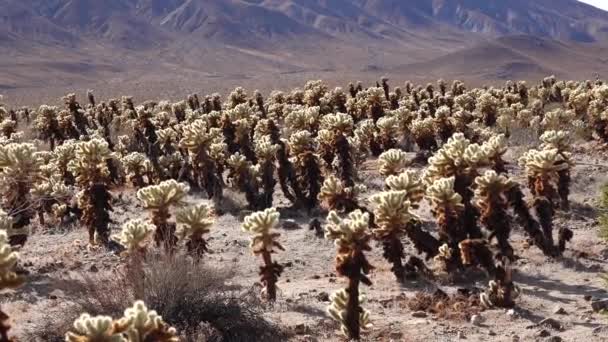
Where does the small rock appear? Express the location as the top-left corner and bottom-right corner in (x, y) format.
(553, 306), (566, 315)
(316, 292), (330, 302)
(584, 295), (593, 301)
(282, 219), (300, 230)
(89, 265), (98, 273)
(488, 330), (496, 336)
(301, 335), (317, 342)
(412, 311), (428, 318)
(293, 324), (309, 335)
(545, 337), (563, 342)
(536, 329), (551, 338)
(591, 299), (608, 312)
(506, 309), (518, 318)
(49, 294), (58, 300)
(539, 318), (563, 331)
(311, 275), (321, 280)
(457, 331), (466, 339)
(389, 332), (403, 340)
(284, 261), (293, 267)
(512, 335), (520, 342)
(470, 314), (484, 326)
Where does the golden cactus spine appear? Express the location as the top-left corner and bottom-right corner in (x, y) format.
(324, 210), (374, 340)
(136, 180), (189, 250)
(242, 208), (284, 301)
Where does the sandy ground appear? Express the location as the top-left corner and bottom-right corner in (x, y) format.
(3, 140), (608, 342)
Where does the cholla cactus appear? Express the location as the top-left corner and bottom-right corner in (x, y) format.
(121, 152), (152, 188)
(180, 119), (223, 202)
(376, 116), (399, 150)
(65, 314), (128, 342)
(68, 139), (113, 245)
(473, 171), (516, 260)
(121, 301), (178, 342)
(137, 180), (189, 249)
(288, 131), (323, 211)
(519, 149), (573, 255)
(254, 136), (279, 209)
(0, 143), (43, 245)
(35, 105), (63, 150)
(176, 203), (214, 257)
(378, 149), (408, 176)
(483, 134), (508, 174)
(479, 260), (521, 308)
(0, 228), (24, 341)
(385, 170), (425, 207)
(324, 210), (374, 340)
(242, 208), (284, 301)
(370, 191), (413, 280)
(112, 219), (155, 255)
(426, 177), (466, 271)
(539, 130), (572, 209)
(327, 289), (372, 339)
(410, 117), (437, 152)
(318, 175), (365, 212)
(65, 301), (178, 342)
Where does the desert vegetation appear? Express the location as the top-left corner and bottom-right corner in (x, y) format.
(0, 76), (607, 341)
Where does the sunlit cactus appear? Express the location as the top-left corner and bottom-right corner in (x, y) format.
(479, 260), (521, 309)
(137, 180), (189, 250)
(378, 149), (408, 177)
(242, 208), (284, 301)
(0, 143), (43, 246)
(121, 152), (152, 188)
(327, 289), (372, 339)
(176, 203), (214, 257)
(370, 190), (414, 280)
(121, 301), (179, 342)
(519, 148), (573, 255)
(376, 116), (398, 150)
(426, 177), (466, 272)
(68, 139), (113, 245)
(325, 210), (374, 340)
(539, 130), (572, 209)
(35, 105), (64, 150)
(473, 170), (516, 259)
(112, 219), (155, 256)
(65, 313), (128, 342)
(0, 221), (25, 340)
(288, 130), (323, 211)
(482, 134), (508, 174)
(385, 170), (425, 207)
(410, 117), (437, 152)
(179, 119), (223, 201)
(254, 136), (279, 209)
(318, 175), (365, 212)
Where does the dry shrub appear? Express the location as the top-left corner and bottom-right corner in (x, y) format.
(23, 253), (288, 342)
(405, 289), (482, 321)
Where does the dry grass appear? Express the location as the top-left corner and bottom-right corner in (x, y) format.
(23, 252), (289, 342)
(405, 288), (482, 321)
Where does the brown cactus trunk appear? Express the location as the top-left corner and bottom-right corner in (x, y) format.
(381, 235), (405, 280)
(260, 250), (283, 302)
(152, 208), (177, 251)
(345, 276), (361, 340)
(0, 309), (14, 342)
(404, 219), (441, 259)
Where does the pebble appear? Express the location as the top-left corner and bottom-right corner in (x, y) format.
(539, 318), (563, 331)
(488, 330), (496, 336)
(591, 298), (608, 312)
(470, 314), (484, 326)
(89, 264), (98, 272)
(293, 324), (309, 335)
(506, 309), (518, 318)
(545, 337), (563, 342)
(536, 329), (551, 337)
(389, 332), (403, 340)
(412, 311), (428, 318)
(457, 331), (466, 339)
(316, 292), (330, 302)
(553, 306), (566, 314)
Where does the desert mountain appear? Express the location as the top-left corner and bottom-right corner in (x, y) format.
(1, 0), (608, 103)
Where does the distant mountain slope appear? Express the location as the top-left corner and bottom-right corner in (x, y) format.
(1, 0), (608, 99)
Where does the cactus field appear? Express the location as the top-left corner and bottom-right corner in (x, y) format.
(1, 77), (608, 341)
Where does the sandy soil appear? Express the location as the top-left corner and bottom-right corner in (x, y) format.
(3, 141), (608, 342)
